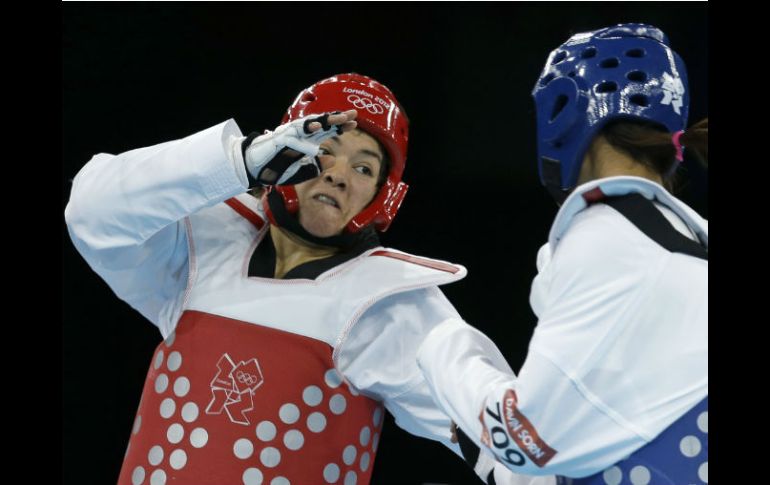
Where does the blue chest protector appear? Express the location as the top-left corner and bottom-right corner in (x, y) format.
(558, 396), (708, 485)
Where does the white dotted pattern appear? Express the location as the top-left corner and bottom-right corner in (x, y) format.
(257, 420), (277, 441)
(260, 447), (281, 468)
(150, 469), (166, 485)
(697, 411), (708, 433)
(173, 377), (190, 397)
(155, 374), (169, 393)
(190, 427), (208, 448)
(133, 415), (142, 435)
(307, 412), (327, 433)
(344, 471), (357, 485)
(148, 445), (164, 466)
(629, 465), (651, 485)
(181, 402), (199, 423)
(160, 399), (176, 419)
(699, 461), (708, 483)
(602, 466), (622, 485)
(283, 430), (304, 451)
(234, 438), (255, 459)
(242, 467), (263, 485)
(167, 351), (182, 371)
(323, 463), (340, 483)
(372, 433), (379, 452)
(680, 435), (702, 457)
(167, 423), (184, 444)
(303, 385), (323, 406)
(132, 466), (145, 485)
(359, 427), (371, 446)
(329, 395), (347, 415)
(125, 365), (399, 483)
(279, 403), (300, 424)
(169, 449), (187, 470)
(342, 445), (357, 465)
(324, 369), (342, 388)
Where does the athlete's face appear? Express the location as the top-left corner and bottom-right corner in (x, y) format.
(294, 129), (383, 238)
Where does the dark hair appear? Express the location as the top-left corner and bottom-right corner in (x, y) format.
(599, 117), (708, 191)
(377, 149), (391, 187)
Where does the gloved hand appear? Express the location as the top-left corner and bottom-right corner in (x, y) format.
(241, 110), (357, 186)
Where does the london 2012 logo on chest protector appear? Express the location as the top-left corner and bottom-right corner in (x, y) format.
(205, 353), (264, 425)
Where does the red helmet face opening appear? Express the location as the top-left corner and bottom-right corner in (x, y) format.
(282, 73), (409, 232)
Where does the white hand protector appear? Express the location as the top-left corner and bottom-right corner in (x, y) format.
(241, 112), (342, 186)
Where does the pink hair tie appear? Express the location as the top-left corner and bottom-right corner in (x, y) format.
(672, 130), (685, 162)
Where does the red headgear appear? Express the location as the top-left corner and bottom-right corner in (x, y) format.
(266, 73), (409, 233)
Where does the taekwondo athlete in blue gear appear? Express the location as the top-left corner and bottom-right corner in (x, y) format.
(416, 23), (708, 485)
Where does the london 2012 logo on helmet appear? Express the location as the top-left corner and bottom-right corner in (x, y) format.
(205, 353), (264, 425)
(661, 72), (686, 115)
(346, 94), (385, 114)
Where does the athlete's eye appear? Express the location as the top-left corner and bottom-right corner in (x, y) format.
(355, 165), (374, 176)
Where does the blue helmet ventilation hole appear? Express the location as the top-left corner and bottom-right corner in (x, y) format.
(630, 94), (650, 107)
(553, 51), (568, 64)
(581, 47), (597, 59)
(541, 73), (556, 87)
(596, 82), (618, 93)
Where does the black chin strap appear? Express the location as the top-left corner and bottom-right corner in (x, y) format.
(541, 156), (570, 205)
(266, 188), (380, 251)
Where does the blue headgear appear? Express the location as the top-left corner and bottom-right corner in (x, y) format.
(532, 23), (689, 202)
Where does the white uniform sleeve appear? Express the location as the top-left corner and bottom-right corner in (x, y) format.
(65, 120), (249, 335)
(336, 287), (555, 485)
(417, 209), (657, 478)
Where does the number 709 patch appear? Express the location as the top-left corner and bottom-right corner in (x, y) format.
(479, 389), (557, 468)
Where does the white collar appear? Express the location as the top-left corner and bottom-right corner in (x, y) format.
(548, 176), (708, 250)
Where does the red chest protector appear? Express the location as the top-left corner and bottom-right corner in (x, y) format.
(118, 310), (384, 485)
(116, 195), (465, 485)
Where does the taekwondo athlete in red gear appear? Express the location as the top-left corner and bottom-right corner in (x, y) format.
(66, 73), (553, 485)
(416, 24), (708, 485)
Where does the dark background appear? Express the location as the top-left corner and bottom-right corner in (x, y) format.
(63, 3), (708, 484)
